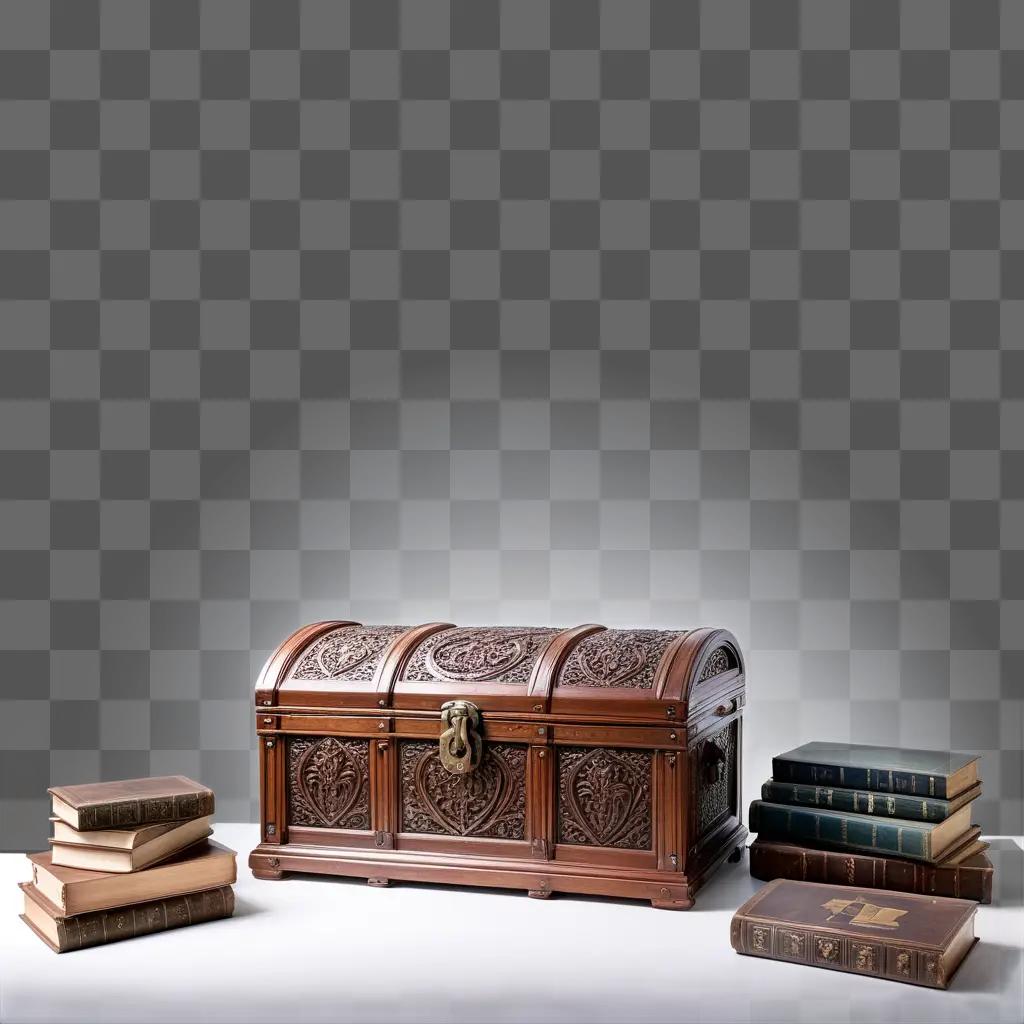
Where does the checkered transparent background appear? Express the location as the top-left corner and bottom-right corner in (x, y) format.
(1, 0), (1022, 850)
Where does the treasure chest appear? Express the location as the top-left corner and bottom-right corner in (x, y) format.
(250, 623), (746, 909)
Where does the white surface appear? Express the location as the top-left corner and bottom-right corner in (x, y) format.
(0, 824), (1021, 1023)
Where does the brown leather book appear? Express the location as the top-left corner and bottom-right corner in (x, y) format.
(27, 839), (237, 916)
(49, 775), (214, 831)
(731, 878), (978, 988)
(20, 882), (234, 953)
(749, 837), (993, 904)
(50, 815), (213, 872)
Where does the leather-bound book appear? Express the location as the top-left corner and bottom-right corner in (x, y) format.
(749, 838), (993, 904)
(20, 882), (234, 953)
(27, 839), (237, 915)
(772, 743), (980, 800)
(731, 878), (978, 988)
(760, 779), (981, 822)
(50, 815), (213, 872)
(748, 800), (973, 863)
(49, 776), (214, 831)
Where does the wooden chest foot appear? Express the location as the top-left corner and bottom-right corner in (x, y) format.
(367, 877), (390, 888)
(650, 897), (694, 910)
(527, 887), (553, 899)
(253, 868), (284, 881)
(728, 845), (744, 864)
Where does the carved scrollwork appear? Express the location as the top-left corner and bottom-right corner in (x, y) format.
(557, 747), (653, 850)
(400, 741), (527, 839)
(694, 722), (736, 836)
(287, 737), (371, 829)
(557, 629), (684, 689)
(404, 626), (557, 685)
(698, 646), (735, 682)
(291, 625), (407, 681)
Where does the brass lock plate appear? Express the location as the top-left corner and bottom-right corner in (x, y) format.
(439, 700), (483, 774)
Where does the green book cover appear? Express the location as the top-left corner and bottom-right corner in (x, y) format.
(749, 800), (938, 861)
(771, 742), (978, 800)
(760, 780), (968, 823)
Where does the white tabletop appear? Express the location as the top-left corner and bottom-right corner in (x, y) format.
(1, 824), (1021, 1023)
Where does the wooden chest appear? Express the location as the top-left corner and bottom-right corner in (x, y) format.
(249, 623), (746, 909)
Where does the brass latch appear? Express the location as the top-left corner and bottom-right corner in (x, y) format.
(439, 699), (483, 774)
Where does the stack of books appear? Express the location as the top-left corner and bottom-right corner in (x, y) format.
(748, 742), (993, 903)
(20, 776), (237, 952)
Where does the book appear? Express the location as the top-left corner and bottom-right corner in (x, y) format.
(772, 743), (979, 801)
(50, 815), (213, 872)
(49, 775), (214, 831)
(20, 882), (234, 953)
(760, 779), (981, 823)
(731, 878), (978, 988)
(749, 838), (993, 904)
(51, 817), (181, 850)
(27, 839), (237, 916)
(748, 801), (973, 863)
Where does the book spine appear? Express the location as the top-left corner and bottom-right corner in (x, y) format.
(771, 758), (947, 799)
(749, 801), (934, 861)
(749, 844), (992, 904)
(761, 781), (952, 822)
(730, 912), (948, 988)
(78, 791), (215, 830)
(55, 885), (234, 952)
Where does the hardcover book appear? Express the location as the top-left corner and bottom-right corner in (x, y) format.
(20, 882), (234, 953)
(731, 878), (978, 988)
(50, 815), (213, 873)
(51, 817), (180, 851)
(771, 743), (979, 801)
(749, 838), (993, 904)
(760, 779), (981, 823)
(27, 839), (237, 916)
(49, 775), (214, 831)
(748, 801), (973, 863)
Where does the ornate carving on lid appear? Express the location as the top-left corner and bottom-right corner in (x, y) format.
(556, 629), (685, 689)
(697, 645), (735, 682)
(290, 625), (407, 682)
(404, 626), (557, 685)
(557, 747), (653, 850)
(400, 741), (526, 839)
(287, 737), (371, 830)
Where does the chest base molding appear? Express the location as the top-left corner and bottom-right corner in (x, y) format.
(249, 822), (747, 910)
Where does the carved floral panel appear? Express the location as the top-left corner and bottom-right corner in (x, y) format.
(399, 741), (527, 840)
(287, 737), (371, 830)
(403, 626), (557, 685)
(693, 721), (737, 837)
(557, 747), (653, 850)
(556, 629), (685, 689)
(697, 646), (735, 681)
(290, 625), (407, 682)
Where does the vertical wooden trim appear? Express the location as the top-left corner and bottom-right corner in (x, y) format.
(527, 742), (553, 858)
(657, 748), (682, 871)
(370, 736), (395, 837)
(260, 735), (284, 845)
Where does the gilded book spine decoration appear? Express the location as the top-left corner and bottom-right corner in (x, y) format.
(287, 737), (371, 830)
(399, 741), (527, 840)
(557, 747), (653, 850)
(760, 780), (961, 822)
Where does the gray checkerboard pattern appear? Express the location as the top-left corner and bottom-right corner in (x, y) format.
(0, 0), (1021, 851)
